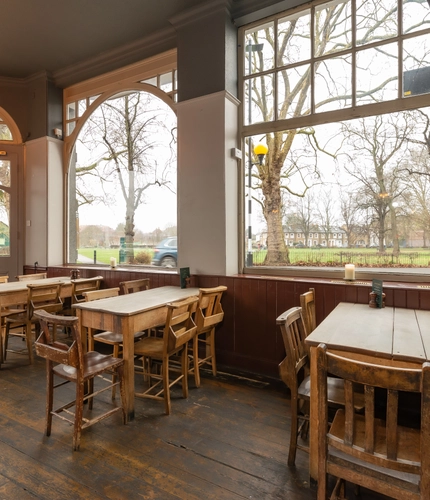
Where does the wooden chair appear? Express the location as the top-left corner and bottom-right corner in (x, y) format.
(84, 287), (127, 398)
(300, 287), (316, 335)
(119, 278), (150, 294)
(276, 306), (364, 466)
(34, 310), (126, 451)
(134, 296), (198, 415)
(316, 343), (430, 500)
(4, 282), (64, 364)
(71, 275), (103, 305)
(16, 272), (47, 281)
(189, 285), (227, 387)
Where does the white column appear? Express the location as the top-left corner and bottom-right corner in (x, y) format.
(177, 90), (240, 276)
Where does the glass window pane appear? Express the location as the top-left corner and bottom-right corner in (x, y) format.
(78, 99), (86, 117)
(67, 121), (76, 136)
(245, 74), (274, 124)
(89, 95), (100, 105)
(160, 72), (173, 93)
(0, 160), (11, 188)
(356, 42), (398, 105)
(0, 187), (10, 256)
(278, 9), (311, 66)
(141, 76), (157, 87)
(315, 54), (352, 112)
(0, 120), (12, 141)
(67, 102), (76, 120)
(244, 22), (274, 75)
(278, 65), (311, 119)
(356, 0), (397, 47)
(403, 0), (430, 36)
(315, 0), (351, 56)
(403, 33), (430, 97)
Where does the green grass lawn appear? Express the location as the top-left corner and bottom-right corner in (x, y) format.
(77, 246), (430, 267)
(77, 248), (154, 265)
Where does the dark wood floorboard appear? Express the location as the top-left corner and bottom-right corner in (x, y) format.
(0, 336), (393, 499)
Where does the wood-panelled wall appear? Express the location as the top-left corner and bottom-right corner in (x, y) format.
(35, 265), (430, 380)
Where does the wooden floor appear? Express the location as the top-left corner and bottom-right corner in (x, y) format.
(0, 336), (391, 500)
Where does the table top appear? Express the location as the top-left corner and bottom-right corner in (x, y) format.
(305, 302), (430, 364)
(73, 286), (200, 316)
(0, 276), (71, 293)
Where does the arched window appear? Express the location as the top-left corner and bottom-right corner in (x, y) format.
(65, 51), (178, 268)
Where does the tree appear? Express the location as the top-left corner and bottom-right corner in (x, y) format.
(317, 188), (338, 247)
(74, 91), (176, 263)
(341, 115), (413, 254)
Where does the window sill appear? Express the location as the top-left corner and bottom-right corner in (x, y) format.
(244, 266), (430, 284)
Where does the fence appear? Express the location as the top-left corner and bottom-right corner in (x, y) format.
(252, 248), (430, 267)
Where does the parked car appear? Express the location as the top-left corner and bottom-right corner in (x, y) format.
(151, 237), (177, 267)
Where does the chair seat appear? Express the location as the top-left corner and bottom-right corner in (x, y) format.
(298, 376), (365, 410)
(1, 307), (26, 318)
(5, 311), (28, 324)
(134, 336), (163, 358)
(53, 351), (124, 380)
(94, 330), (146, 345)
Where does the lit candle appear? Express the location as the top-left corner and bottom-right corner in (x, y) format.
(344, 264), (355, 280)
(110, 257), (117, 268)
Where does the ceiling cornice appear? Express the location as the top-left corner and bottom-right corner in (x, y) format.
(169, 0), (233, 29)
(53, 26), (177, 89)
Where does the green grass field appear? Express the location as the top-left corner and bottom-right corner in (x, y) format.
(77, 248), (153, 265)
(78, 246), (430, 267)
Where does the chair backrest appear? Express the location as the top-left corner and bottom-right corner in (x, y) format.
(27, 282), (64, 318)
(276, 306), (308, 389)
(17, 272), (47, 281)
(119, 278), (150, 294)
(316, 343), (430, 498)
(163, 296), (198, 353)
(83, 287), (120, 302)
(300, 287), (316, 335)
(71, 276), (103, 304)
(0, 275), (9, 283)
(34, 309), (83, 370)
(195, 286), (227, 333)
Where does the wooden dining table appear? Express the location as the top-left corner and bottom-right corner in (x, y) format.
(73, 285), (200, 421)
(0, 276), (72, 307)
(304, 302), (430, 484)
(0, 276), (72, 365)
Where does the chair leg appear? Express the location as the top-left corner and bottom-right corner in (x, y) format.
(25, 322), (33, 364)
(117, 364), (127, 424)
(111, 344), (119, 399)
(4, 322), (10, 361)
(288, 390), (299, 466)
(46, 360), (54, 436)
(182, 345), (189, 399)
(73, 381), (85, 451)
(192, 334), (201, 388)
(208, 328), (216, 376)
(163, 356), (171, 415)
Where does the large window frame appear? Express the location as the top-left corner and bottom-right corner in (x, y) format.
(239, 0), (430, 282)
(63, 50), (178, 267)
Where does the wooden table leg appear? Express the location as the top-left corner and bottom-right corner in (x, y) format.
(309, 345), (318, 487)
(120, 317), (135, 422)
